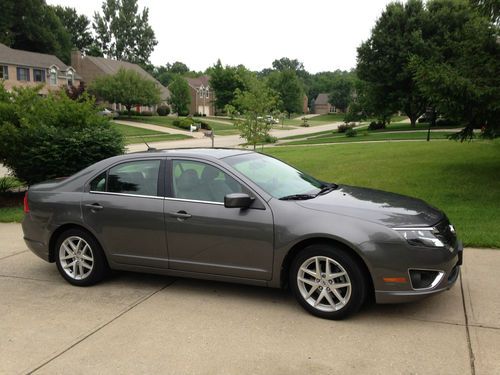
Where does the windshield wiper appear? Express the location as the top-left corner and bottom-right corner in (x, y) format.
(279, 194), (316, 201)
(316, 183), (338, 196)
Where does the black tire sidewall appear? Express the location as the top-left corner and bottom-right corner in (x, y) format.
(55, 228), (108, 286)
(289, 244), (367, 320)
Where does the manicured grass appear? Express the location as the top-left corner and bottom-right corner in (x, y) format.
(279, 131), (455, 145)
(111, 123), (191, 145)
(122, 115), (240, 135)
(0, 206), (23, 223)
(265, 140), (500, 248)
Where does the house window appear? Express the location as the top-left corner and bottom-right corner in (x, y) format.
(199, 86), (204, 98)
(49, 69), (57, 85)
(205, 87), (209, 99)
(16, 67), (30, 81)
(67, 71), (74, 86)
(33, 69), (46, 82)
(0, 65), (8, 80)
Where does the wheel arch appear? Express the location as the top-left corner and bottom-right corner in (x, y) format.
(48, 223), (104, 263)
(280, 237), (374, 296)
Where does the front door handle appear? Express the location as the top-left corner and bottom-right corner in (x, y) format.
(85, 203), (103, 211)
(168, 210), (192, 220)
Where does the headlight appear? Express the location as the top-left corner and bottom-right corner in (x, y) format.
(393, 227), (445, 248)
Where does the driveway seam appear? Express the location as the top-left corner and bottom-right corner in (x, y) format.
(26, 279), (177, 375)
(0, 250), (28, 261)
(0, 274), (59, 283)
(460, 274), (476, 375)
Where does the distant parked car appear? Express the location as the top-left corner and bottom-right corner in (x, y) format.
(22, 149), (462, 319)
(265, 115), (279, 124)
(97, 108), (118, 119)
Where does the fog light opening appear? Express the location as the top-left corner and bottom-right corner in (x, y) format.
(409, 269), (444, 290)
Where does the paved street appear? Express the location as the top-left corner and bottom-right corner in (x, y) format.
(0, 223), (499, 374)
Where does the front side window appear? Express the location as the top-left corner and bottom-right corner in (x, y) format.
(0, 65), (8, 80)
(90, 160), (161, 197)
(172, 160), (242, 203)
(16, 67), (30, 81)
(33, 68), (46, 82)
(225, 153), (323, 199)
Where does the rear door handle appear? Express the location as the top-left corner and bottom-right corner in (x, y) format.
(168, 211), (192, 219)
(85, 203), (103, 210)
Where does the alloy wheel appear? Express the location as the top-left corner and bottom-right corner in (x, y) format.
(297, 256), (352, 312)
(59, 236), (94, 280)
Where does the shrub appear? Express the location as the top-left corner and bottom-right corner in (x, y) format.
(0, 176), (24, 193)
(368, 121), (386, 130)
(345, 127), (357, 137)
(174, 117), (195, 130)
(196, 121), (212, 131)
(263, 134), (278, 143)
(140, 110), (154, 116)
(0, 88), (124, 185)
(157, 105), (170, 116)
(337, 123), (355, 133)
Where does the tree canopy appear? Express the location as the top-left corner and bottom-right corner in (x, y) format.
(93, 0), (157, 64)
(168, 76), (191, 116)
(89, 69), (161, 114)
(0, 0), (72, 64)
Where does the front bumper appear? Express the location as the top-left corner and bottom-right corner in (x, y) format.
(375, 241), (463, 304)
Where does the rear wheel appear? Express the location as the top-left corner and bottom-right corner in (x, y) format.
(289, 244), (367, 320)
(55, 228), (108, 286)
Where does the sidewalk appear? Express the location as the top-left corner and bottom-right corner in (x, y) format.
(0, 223), (498, 374)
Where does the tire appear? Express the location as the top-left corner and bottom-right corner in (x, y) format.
(289, 243), (368, 320)
(55, 228), (108, 286)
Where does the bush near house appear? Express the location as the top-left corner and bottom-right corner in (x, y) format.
(0, 85), (124, 185)
(157, 105), (170, 116)
(337, 123), (355, 133)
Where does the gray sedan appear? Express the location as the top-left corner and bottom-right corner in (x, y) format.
(22, 149), (462, 319)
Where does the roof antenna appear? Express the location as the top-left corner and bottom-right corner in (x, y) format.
(142, 138), (157, 151)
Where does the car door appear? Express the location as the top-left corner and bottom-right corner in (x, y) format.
(82, 158), (168, 268)
(164, 158), (274, 280)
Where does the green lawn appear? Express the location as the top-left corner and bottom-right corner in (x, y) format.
(0, 206), (23, 223)
(265, 140), (500, 248)
(111, 123), (191, 145)
(279, 131), (455, 145)
(122, 115), (240, 135)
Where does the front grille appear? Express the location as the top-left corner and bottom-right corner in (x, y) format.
(434, 217), (457, 248)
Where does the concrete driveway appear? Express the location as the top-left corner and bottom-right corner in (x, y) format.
(1, 223), (498, 374)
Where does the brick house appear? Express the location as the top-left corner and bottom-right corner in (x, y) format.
(71, 50), (169, 112)
(0, 43), (81, 94)
(185, 76), (215, 116)
(312, 93), (336, 114)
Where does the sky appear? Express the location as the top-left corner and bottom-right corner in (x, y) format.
(46, 0), (394, 73)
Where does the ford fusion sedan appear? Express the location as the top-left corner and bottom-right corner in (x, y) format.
(22, 149), (463, 319)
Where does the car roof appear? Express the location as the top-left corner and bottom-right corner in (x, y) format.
(129, 148), (255, 160)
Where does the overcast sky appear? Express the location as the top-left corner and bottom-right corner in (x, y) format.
(46, 0), (394, 73)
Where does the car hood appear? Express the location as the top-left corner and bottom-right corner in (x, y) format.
(296, 185), (444, 227)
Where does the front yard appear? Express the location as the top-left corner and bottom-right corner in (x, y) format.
(111, 122), (191, 144)
(266, 139), (500, 248)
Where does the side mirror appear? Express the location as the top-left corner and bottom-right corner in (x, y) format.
(224, 193), (253, 209)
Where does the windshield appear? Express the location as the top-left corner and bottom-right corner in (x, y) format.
(224, 153), (325, 199)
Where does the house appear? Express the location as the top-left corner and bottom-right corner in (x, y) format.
(0, 43), (81, 94)
(312, 93), (336, 114)
(71, 50), (169, 112)
(185, 76), (215, 116)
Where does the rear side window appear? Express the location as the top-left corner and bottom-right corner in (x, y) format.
(90, 160), (161, 197)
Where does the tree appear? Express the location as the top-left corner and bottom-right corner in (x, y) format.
(267, 69), (304, 114)
(168, 76), (191, 116)
(0, 85), (124, 185)
(470, 0), (500, 25)
(0, 0), (72, 64)
(89, 69), (161, 115)
(272, 57), (305, 72)
(52, 6), (100, 55)
(328, 75), (355, 113)
(209, 60), (252, 112)
(357, 0), (429, 126)
(410, 0), (500, 139)
(233, 78), (280, 149)
(93, 0), (157, 64)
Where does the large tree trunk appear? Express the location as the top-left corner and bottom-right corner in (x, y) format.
(409, 115), (417, 127)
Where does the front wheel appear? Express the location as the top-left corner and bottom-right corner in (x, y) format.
(55, 228), (108, 286)
(289, 244), (368, 320)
